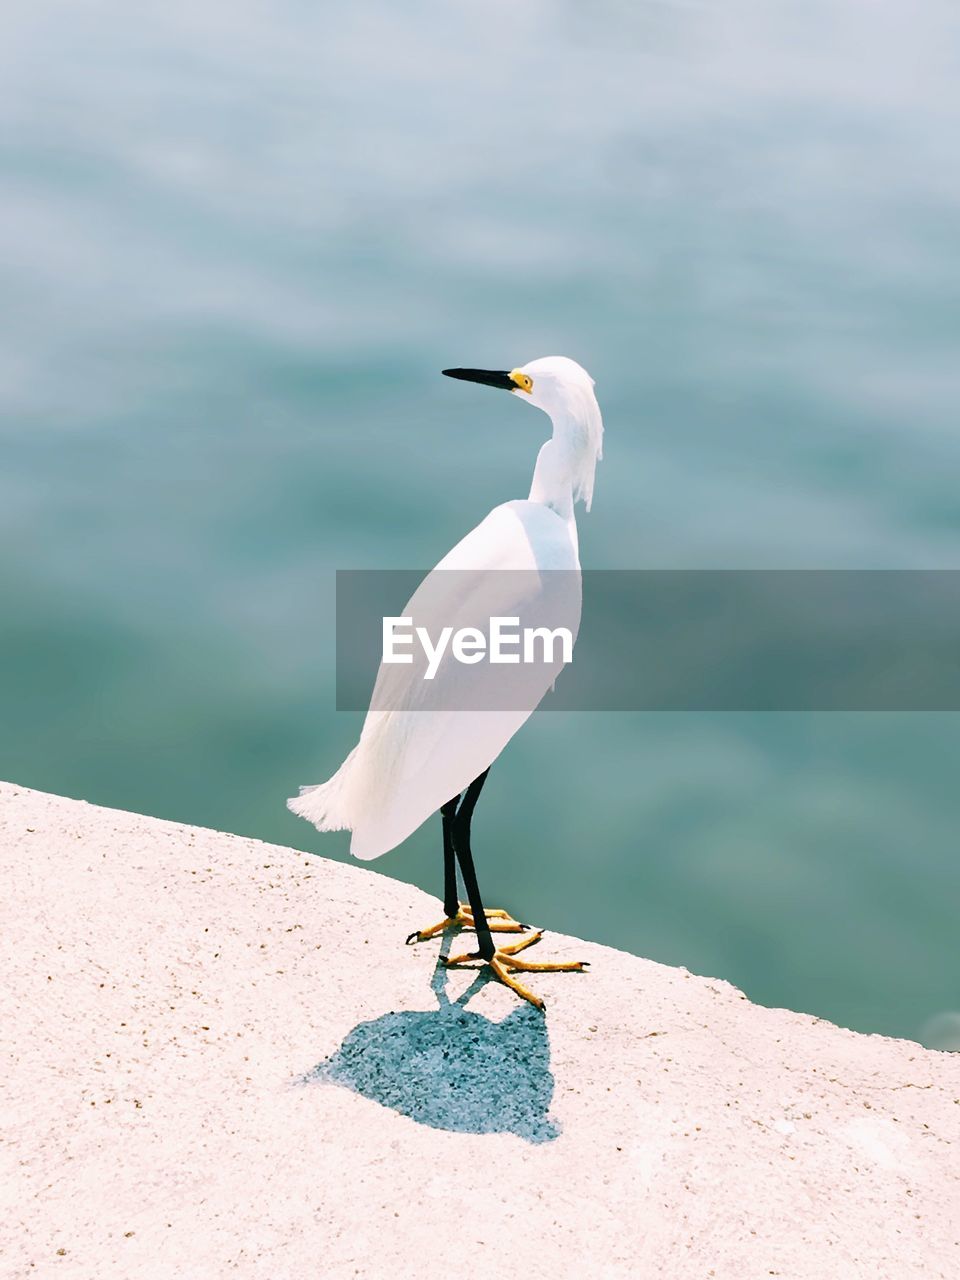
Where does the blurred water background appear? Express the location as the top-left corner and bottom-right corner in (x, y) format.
(2, 1), (959, 1044)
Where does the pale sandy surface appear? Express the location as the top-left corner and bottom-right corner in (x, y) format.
(2, 781), (958, 1279)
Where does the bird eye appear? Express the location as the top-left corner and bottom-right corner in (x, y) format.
(509, 370), (534, 394)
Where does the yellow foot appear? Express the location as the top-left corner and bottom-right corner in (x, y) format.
(405, 904), (529, 946)
(442, 931), (588, 1010)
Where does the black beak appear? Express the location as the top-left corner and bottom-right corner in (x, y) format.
(442, 368), (516, 391)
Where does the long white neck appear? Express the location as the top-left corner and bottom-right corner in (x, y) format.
(529, 436), (577, 522)
(528, 399), (600, 524)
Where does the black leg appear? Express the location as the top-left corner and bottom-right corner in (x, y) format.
(451, 769), (494, 962)
(440, 794), (460, 918)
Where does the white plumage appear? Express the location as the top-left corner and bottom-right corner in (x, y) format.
(288, 355), (602, 860)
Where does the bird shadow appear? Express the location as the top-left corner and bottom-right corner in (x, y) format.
(295, 933), (560, 1144)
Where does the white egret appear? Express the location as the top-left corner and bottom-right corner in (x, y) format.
(288, 356), (603, 1007)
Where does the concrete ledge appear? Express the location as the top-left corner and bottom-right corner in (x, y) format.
(2, 780), (958, 1278)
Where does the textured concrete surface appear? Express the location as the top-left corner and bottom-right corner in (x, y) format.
(2, 780), (958, 1279)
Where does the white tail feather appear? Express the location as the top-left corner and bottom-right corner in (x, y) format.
(286, 745), (359, 832)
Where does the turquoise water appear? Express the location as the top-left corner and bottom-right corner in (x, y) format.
(2, 2), (959, 1042)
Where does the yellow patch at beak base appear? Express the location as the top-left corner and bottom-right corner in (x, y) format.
(509, 369), (534, 394)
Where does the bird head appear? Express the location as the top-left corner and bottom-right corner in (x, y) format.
(443, 355), (592, 410)
(442, 356), (603, 509)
